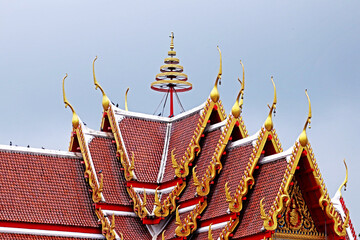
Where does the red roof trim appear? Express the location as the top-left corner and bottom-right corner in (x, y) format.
(0, 221), (101, 234)
(126, 178), (183, 190)
(95, 203), (133, 212)
(199, 213), (237, 228)
(179, 196), (205, 209)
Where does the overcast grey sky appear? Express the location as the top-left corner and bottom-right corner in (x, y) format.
(1, 0), (359, 231)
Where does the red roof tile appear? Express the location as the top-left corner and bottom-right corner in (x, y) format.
(232, 158), (287, 239)
(0, 150), (98, 227)
(201, 143), (253, 221)
(119, 117), (167, 183)
(0, 234), (102, 240)
(88, 136), (131, 206)
(114, 215), (152, 240)
(161, 112), (201, 183)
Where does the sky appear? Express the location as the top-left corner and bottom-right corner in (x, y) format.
(1, 0), (359, 232)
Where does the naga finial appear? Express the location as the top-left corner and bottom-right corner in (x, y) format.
(264, 76), (277, 131)
(62, 74), (79, 129)
(93, 56), (110, 111)
(161, 230), (166, 240)
(299, 89), (312, 147)
(210, 46), (222, 103)
(125, 87), (129, 111)
(231, 60), (245, 118)
(337, 159), (348, 198)
(208, 224), (214, 240)
(170, 32), (174, 50)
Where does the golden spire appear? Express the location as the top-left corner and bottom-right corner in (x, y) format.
(264, 77), (277, 131)
(170, 32), (174, 50)
(93, 56), (110, 111)
(299, 89), (312, 147)
(337, 159), (348, 198)
(62, 74), (80, 129)
(231, 60), (245, 118)
(125, 87), (129, 111)
(210, 46), (222, 103)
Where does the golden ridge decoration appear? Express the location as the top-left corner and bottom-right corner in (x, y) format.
(260, 141), (349, 236)
(73, 123), (104, 203)
(208, 224), (213, 240)
(299, 90), (312, 147)
(125, 87), (129, 111)
(93, 56), (111, 111)
(226, 127), (282, 213)
(175, 201), (207, 237)
(175, 97), (251, 236)
(119, 150), (135, 181)
(219, 218), (240, 240)
(210, 46), (222, 103)
(337, 159), (348, 198)
(62, 74), (80, 129)
(127, 186), (148, 219)
(158, 97), (227, 217)
(231, 60), (245, 118)
(171, 98), (226, 178)
(96, 209), (118, 240)
(264, 77), (277, 131)
(161, 230), (166, 240)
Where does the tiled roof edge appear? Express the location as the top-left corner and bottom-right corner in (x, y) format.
(0, 144), (82, 158)
(113, 101), (206, 123)
(0, 227), (104, 239)
(258, 147), (293, 165)
(83, 126), (114, 139)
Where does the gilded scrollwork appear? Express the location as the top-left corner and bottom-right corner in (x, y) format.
(277, 180), (318, 233)
(96, 209), (117, 240)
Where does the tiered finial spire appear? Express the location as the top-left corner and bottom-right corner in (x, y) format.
(151, 32), (192, 117)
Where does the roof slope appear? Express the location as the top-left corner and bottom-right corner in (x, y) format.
(0, 148), (98, 228)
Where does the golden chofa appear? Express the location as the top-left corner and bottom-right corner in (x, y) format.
(210, 46), (222, 103)
(264, 76), (277, 131)
(231, 60), (245, 118)
(62, 74), (80, 129)
(299, 89), (312, 147)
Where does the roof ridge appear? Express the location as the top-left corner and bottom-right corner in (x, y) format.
(174, 111), (248, 237)
(113, 101), (206, 123)
(214, 127), (283, 239)
(0, 144), (82, 158)
(154, 97), (227, 219)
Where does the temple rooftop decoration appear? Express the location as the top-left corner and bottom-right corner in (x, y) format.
(151, 32), (192, 117)
(0, 32), (356, 240)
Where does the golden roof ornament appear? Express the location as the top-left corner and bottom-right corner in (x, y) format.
(299, 89), (312, 147)
(93, 56), (111, 111)
(264, 76), (277, 131)
(210, 46), (222, 103)
(125, 87), (129, 111)
(62, 74), (79, 129)
(337, 159), (348, 198)
(231, 60), (245, 118)
(151, 32), (192, 117)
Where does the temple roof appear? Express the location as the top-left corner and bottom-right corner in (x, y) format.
(0, 34), (355, 240)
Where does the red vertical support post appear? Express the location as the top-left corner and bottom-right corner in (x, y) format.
(169, 87), (174, 117)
